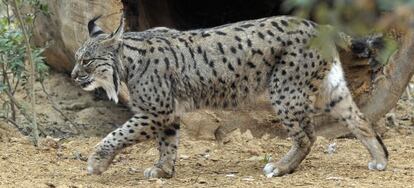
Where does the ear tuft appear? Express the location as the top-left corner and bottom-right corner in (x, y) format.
(110, 14), (126, 40)
(88, 15), (105, 37)
(101, 14), (125, 46)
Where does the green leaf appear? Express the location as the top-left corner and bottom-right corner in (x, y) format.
(377, 37), (399, 65)
(0, 83), (6, 92)
(308, 25), (338, 60)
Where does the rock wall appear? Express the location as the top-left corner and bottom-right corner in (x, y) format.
(33, 0), (122, 72)
(31, 1), (393, 139)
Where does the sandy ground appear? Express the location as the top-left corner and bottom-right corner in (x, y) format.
(1, 73), (413, 187)
(0, 124), (414, 188)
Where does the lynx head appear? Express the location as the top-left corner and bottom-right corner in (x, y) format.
(71, 15), (125, 103)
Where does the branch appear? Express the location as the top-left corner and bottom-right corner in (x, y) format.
(11, 0), (39, 146)
(0, 90), (34, 124)
(40, 81), (80, 134)
(0, 116), (20, 129)
(361, 31), (414, 120)
(1, 0), (11, 25)
(0, 56), (17, 121)
(0, 91), (46, 136)
(315, 31), (414, 138)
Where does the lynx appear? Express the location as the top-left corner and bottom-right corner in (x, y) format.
(71, 15), (388, 178)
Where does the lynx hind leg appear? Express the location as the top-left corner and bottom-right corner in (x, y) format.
(320, 60), (388, 170)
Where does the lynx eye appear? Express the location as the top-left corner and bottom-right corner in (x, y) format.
(82, 59), (94, 67)
(82, 57), (107, 67)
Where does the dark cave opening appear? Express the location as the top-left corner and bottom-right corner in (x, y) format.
(121, 0), (288, 31)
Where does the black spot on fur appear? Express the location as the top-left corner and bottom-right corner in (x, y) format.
(247, 39), (252, 47)
(202, 33), (211, 37)
(271, 21), (284, 32)
(217, 42), (225, 54)
(246, 62), (256, 68)
(234, 36), (242, 42)
(267, 30), (275, 37)
(230, 46), (237, 54)
(228, 63), (235, 71)
(164, 128), (176, 136)
(215, 31), (227, 36)
(280, 19), (289, 27)
(258, 32), (265, 40)
(240, 23), (254, 28)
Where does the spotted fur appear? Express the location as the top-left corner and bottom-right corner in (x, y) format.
(72, 15), (388, 178)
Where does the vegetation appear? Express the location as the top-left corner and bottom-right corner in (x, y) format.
(284, 0), (403, 65)
(0, 0), (49, 145)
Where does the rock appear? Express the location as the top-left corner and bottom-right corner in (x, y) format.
(33, 0), (123, 72)
(242, 176), (255, 181)
(148, 178), (164, 188)
(326, 176), (344, 180)
(155, 179), (164, 187)
(45, 182), (56, 188)
(197, 177), (208, 184)
(127, 167), (140, 174)
(241, 130), (254, 140)
(72, 151), (88, 161)
(182, 111), (221, 140)
(246, 156), (263, 161)
(74, 107), (130, 136)
(179, 155), (190, 160)
(38, 136), (61, 149)
(246, 148), (261, 156)
(326, 143), (337, 154)
(225, 174), (236, 178)
(61, 102), (90, 111)
(10, 137), (31, 145)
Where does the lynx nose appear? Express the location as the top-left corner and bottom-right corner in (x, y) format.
(72, 72), (88, 82)
(71, 70), (78, 80)
(71, 64), (85, 81)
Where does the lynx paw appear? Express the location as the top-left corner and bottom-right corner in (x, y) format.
(87, 152), (113, 175)
(144, 166), (173, 179)
(368, 160), (387, 171)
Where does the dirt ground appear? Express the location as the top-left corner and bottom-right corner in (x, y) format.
(0, 124), (413, 188)
(0, 73), (413, 187)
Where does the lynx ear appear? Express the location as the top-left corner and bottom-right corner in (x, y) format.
(88, 15), (105, 37)
(112, 14), (126, 40)
(102, 14), (125, 45)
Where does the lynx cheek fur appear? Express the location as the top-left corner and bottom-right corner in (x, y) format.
(72, 15), (388, 178)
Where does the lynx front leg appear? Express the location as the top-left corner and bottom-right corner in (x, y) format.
(87, 113), (157, 175)
(144, 119), (180, 178)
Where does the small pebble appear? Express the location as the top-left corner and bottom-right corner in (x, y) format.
(226, 174), (236, 177)
(326, 143), (337, 154)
